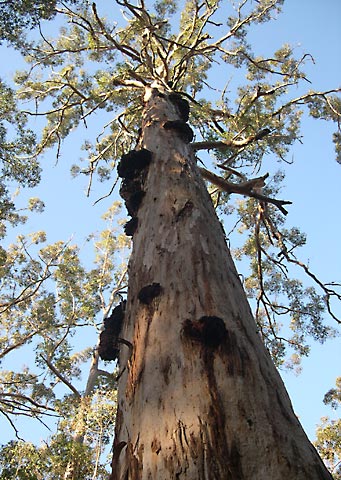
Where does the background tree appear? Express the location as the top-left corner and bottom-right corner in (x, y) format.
(0, 0), (340, 477)
(0, 202), (129, 478)
(315, 378), (341, 480)
(0, 0), (79, 46)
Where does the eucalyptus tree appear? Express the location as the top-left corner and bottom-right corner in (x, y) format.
(0, 80), (39, 235)
(0, 203), (129, 478)
(1, 0), (341, 478)
(315, 378), (341, 479)
(0, 0), (79, 45)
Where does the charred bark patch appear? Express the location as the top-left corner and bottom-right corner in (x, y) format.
(126, 190), (145, 217)
(169, 93), (190, 122)
(163, 120), (194, 143)
(120, 178), (146, 217)
(200, 316), (227, 348)
(117, 148), (152, 179)
(182, 316), (227, 348)
(98, 332), (120, 362)
(138, 282), (163, 304)
(124, 217), (138, 236)
(98, 301), (126, 362)
(247, 418), (253, 428)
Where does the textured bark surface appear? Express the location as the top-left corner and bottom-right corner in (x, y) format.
(112, 86), (332, 479)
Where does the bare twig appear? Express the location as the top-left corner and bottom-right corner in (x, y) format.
(259, 204), (341, 324)
(91, 2), (141, 63)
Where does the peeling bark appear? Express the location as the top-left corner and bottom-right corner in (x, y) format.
(112, 86), (332, 479)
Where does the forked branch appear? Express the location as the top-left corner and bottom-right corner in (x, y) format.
(199, 167), (292, 215)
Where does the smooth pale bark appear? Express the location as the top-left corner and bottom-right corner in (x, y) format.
(112, 86), (332, 479)
(64, 351), (106, 480)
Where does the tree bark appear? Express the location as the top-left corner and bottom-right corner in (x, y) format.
(112, 86), (332, 479)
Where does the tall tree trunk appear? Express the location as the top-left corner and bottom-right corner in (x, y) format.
(112, 86), (332, 479)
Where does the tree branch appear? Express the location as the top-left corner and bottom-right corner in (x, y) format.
(0, 392), (56, 414)
(91, 2), (141, 63)
(272, 89), (341, 118)
(199, 167), (292, 215)
(260, 205), (341, 324)
(0, 330), (43, 359)
(40, 355), (81, 398)
(192, 128), (271, 151)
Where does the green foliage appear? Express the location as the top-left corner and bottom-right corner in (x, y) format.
(226, 172), (337, 367)
(0, 0), (340, 476)
(10, 0), (340, 182)
(324, 377), (341, 410)
(307, 94), (341, 164)
(315, 378), (341, 479)
(0, 0), (78, 46)
(0, 434), (109, 479)
(0, 388), (117, 478)
(0, 203), (128, 474)
(0, 79), (41, 237)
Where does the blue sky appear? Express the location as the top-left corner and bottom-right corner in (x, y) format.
(247, 0), (341, 439)
(192, 0), (341, 439)
(1, 0), (340, 447)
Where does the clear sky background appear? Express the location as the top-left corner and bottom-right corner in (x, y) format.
(1, 0), (340, 447)
(248, 0), (341, 440)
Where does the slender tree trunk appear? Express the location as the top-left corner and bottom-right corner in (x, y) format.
(112, 86), (332, 479)
(64, 351), (104, 480)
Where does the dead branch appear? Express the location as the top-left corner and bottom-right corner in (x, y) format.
(192, 128), (271, 151)
(199, 167), (291, 215)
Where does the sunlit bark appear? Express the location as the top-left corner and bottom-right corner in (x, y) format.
(112, 86), (332, 479)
